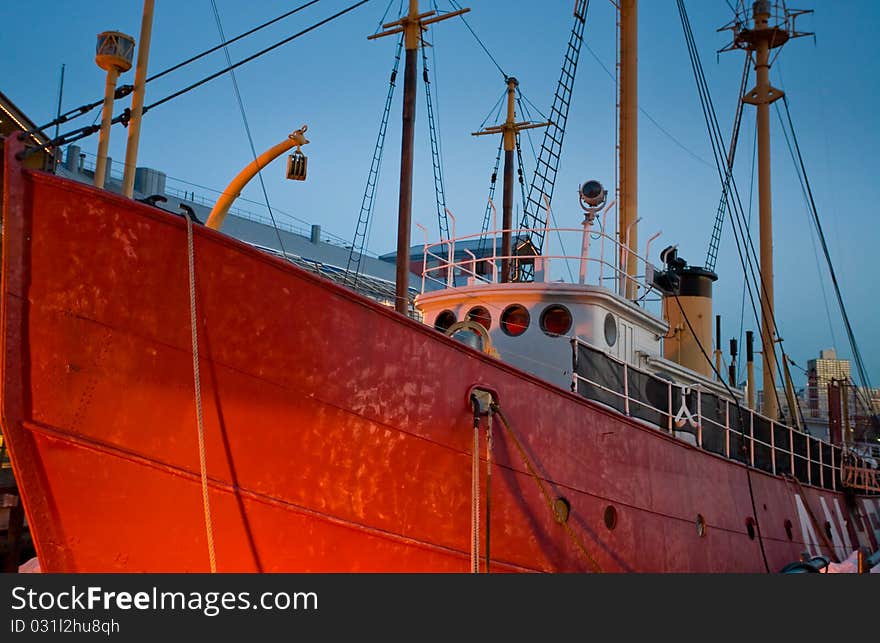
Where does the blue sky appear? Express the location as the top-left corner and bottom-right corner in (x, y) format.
(2, 0), (877, 388)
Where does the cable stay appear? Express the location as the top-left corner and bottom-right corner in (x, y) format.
(475, 140), (504, 259)
(678, 0), (789, 418)
(421, 39), (449, 241)
(20, 0), (372, 158)
(344, 36), (404, 287)
(517, 0), (589, 281)
(776, 95), (876, 420)
(24, 0), (326, 141)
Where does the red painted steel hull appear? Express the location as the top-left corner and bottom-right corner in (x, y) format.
(2, 139), (878, 572)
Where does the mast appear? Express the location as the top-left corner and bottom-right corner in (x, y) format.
(725, 0), (811, 420)
(472, 78), (549, 283)
(121, 0), (155, 198)
(94, 31), (134, 188)
(370, 1), (469, 314)
(618, 0), (638, 300)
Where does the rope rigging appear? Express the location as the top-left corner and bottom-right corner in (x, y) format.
(210, 0), (287, 257)
(676, 0), (789, 419)
(344, 35), (404, 287)
(21, 0), (373, 156)
(421, 37), (450, 241)
(517, 0), (589, 281)
(25, 0), (325, 140)
(776, 94), (877, 418)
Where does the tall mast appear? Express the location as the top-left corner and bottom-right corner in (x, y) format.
(473, 78), (549, 282)
(121, 0), (155, 198)
(618, 0), (638, 300)
(370, 1), (469, 314)
(724, 0), (811, 420)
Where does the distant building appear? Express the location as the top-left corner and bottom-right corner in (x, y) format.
(807, 349), (853, 420)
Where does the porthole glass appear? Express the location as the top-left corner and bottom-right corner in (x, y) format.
(696, 514), (706, 538)
(604, 505), (618, 530)
(466, 306), (491, 331)
(604, 312), (617, 347)
(434, 310), (457, 332)
(500, 304), (530, 337)
(784, 519), (794, 541)
(746, 517), (756, 540)
(824, 521), (833, 541)
(540, 304), (572, 336)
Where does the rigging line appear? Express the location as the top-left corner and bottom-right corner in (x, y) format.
(780, 94), (876, 403)
(143, 0), (372, 115)
(33, 0), (373, 153)
(772, 101), (838, 353)
(706, 52), (752, 272)
(447, 0), (507, 79)
(677, 0), (786, 417)
(517, 90), (548, 122)
(27, 0), (324, 137)
(428, 4), (447, 195)
(375, 0), (397, 33)
(517, 96), (573, 282)
(210, 1), (286, 257)
(150, 0), (323, 84)
(582, 41), (713, 169)
(672, 294), (770, 573)
(479, 90), (507, 130)
(677, 0), (783, 395)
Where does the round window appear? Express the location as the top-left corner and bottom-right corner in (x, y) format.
(434, 310), (456, 332)
(540, 305), (572, 336)
(604, 312), (617, 347)
(604, 505), (618, 531)
(466, 306), (491, 331)
(500, 304), (530, 337)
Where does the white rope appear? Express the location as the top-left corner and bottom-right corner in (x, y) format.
(471, 419), (480, 574)
(186, 216), (217, 573)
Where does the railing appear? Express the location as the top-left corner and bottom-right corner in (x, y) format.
(73, 151), (358, 254)
(418, 220), (663, 309)
(571, 338), (880, 495)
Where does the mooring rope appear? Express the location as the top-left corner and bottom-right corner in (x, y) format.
(491, 403), (602, 573)
(186, 216), (217, 573)
(471, 409), (480, 574)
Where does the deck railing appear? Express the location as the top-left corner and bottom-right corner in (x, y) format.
(418, 220), (663, 309)
(571, 338), (880, 494)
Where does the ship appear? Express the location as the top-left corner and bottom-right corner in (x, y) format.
(1, 0), (879, 573)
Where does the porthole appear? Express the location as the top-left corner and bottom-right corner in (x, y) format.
(466, 306), (491, 331)
(604, 312), (618, 347)
(540, 304), (572, 336)
(434, 310), (456, 332)
(746, 517), (756, 540)
(500, 304), (530, 337)
(604, 505), (618, 531)
(696, 514), (706, 538)
(784, 519), (794, 541)
(824, 521), (833, 541)
(553, 497), (570, 524)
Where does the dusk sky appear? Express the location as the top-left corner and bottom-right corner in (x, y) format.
(2, 0), (877, 389)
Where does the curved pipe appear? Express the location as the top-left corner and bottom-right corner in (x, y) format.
(206, 126), (308, 230)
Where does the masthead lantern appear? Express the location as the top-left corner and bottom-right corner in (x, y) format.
(95, 31), (135, 73)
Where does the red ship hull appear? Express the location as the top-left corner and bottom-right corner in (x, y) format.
(2, 139), (878, 572)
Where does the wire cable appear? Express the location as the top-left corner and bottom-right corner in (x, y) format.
(448, 0), (507, 79)
(210, 0), (287, 256)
